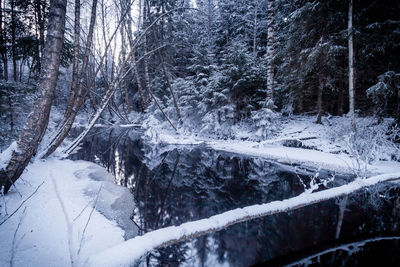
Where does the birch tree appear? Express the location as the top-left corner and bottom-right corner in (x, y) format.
(266, 0), (275, 107)
(41, 0), (98, 158)
(0, 0), (68, 194)
(348, 0), (355, 128)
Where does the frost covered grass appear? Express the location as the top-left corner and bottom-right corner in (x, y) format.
(0, 159), (136, 266)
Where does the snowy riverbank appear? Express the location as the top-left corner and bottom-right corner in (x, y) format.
(0, 159), (136, 266)
(145, 115), (400, 176)
(1, 115), (399, 266)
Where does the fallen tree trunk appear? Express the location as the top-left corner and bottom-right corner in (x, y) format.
(87, 172), (400, 266)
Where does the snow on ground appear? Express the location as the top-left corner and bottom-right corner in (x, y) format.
(0, 159), (136, 267)
(144, 115), (400, 176)
(1, 115), (399, 266)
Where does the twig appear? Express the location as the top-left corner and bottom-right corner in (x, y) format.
(77, 184), (103, 255)
(10, 207), (27, 267)
(1, 189), (8, 215)
(72, 200), (93, 223)
(0, 182), (44, 226)
(52, 177), (75, 266)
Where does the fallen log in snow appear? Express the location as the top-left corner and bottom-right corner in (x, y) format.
(87, 172), (400, 267)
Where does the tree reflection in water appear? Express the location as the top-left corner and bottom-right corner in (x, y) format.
(72, 128), (400, 266)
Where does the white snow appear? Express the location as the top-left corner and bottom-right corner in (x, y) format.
(88, 172), (400, 266)
(0, 141), (19, 170)
(1, 115), (399, 266)
(143, 115), (400, 175)
(0, 159), (136, 267)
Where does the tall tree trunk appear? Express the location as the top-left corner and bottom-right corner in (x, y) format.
(348, 0), (355, 128)
(132, 53), (146, 110)
(0, 0), (67, 194)
(143, 4), (151, 104)
(0, 0), (6, 80)
(337, 71), (344, 116)
(266, 0), (275, 107)
(37, 0), (45, 53)
(252, 0), (258, 59)
(64, 0), (81, 121)
(120, 0), (131, 113)
(34, 0), (45, 75)
(396, 85), (400, 123)
(42, 0), (97, 158)
(316, 74), (323, 124)
(125, 9), (147, 110)
(10, 0), (17, 81)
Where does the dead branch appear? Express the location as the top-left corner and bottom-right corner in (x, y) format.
(0, 181), (44, 226)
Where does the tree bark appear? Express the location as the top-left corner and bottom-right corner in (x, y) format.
(316, 74), (323, 124)
(42, 0), (97, 158)
(125, 14), (147, 110)
(252, 0), (258, 59)
(34, 0), (45, 75)
(0, 0), (68, 194)
(10, 0), (17, 81)
(337, 74), (344, 116)
(143, 4), (152, 104)
(348, 0), (355, 128)
(0, 0), (7, 80)
(64, 0), (81, 121)
(266, 0), (275, 106)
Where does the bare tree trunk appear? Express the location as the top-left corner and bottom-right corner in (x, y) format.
(8, 95), (13, 132)
(36, 0), (45, 54)
(42, 0), (97, 158)
(11, 0), (17, 81)
(120, 0), (131, 113)
(266, 0), (275, 106)
(64, 0), (81, 120)
(252, 0), (258, 59)
(396, 85), (400, 123)
(132, 53), (147, 110)
(348, 0), (355, 128)
(125, 14), (147, 110)
(337, 74), (344, 116)
(143, 4), (152, 104)
(316, 74), (323, 124)
(34, 0), (45, 75)
(0, 0), (7, 80)
(0, 0), (67, 194)
(33, 8), (41, 76)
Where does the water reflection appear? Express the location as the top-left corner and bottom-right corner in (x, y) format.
(72, 128), (400, 266)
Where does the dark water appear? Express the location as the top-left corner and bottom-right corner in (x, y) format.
(72, 127), (400, 266)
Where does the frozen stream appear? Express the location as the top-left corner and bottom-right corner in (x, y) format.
(72, 128), (400, 266)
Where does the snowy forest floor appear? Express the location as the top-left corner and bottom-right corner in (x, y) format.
(1, 115), (400, 266)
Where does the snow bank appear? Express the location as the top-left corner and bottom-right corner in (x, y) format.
(88, 172), (400, 267)
(0, 141), (19, 169)
(0, 159), (137, 266)
(142, 115), (400, 175)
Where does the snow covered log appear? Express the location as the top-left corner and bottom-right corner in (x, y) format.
(88, 172), (400, 267)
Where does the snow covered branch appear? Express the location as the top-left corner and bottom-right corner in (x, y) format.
(88, 172), (400, 267)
